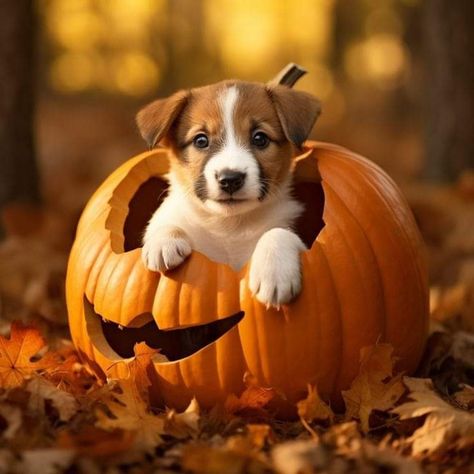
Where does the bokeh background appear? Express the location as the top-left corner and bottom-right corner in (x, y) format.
(29, 0), (474, 214)
(0, 0), (472, 328)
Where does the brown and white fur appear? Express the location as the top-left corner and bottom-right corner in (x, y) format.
(136, 80), (320, 308)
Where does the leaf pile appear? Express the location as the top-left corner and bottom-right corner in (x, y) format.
(0, 321), (472, 473)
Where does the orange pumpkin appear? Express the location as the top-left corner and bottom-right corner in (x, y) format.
(66, 141), (429, 416)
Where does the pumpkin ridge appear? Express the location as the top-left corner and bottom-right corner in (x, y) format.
(319, 152), (428, 367)
(84, 240), (112, 304)
(321, 153), (428, 325)
(322, 181), (387, 341)
(322, 150), (425, 279)
(316, 242), (344, 397)
(93, 251), (126, 318)
(296, 250), (323, 392)
(317, 188), (384, 393)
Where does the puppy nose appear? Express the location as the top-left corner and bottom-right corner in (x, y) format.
(217, 169), (246, 194)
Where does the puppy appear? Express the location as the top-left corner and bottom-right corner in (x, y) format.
(136, 80), (320, 308)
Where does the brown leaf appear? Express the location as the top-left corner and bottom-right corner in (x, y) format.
(246, 424), (274, 450)
(26, 376), (79, 422)
(164, 398), (200, 439)
(225, 372), (280, 417)
(19, 448), (75, 474)
(297, 384), (334, 425)
(95, 378), (164, 453)
(0, 322), (58, 388)
(107, 341), (165, 403)
(392, 377), (474, 455)
(342, 344), (405, 432)
(0, 404), (22, 440)
(57, 426), (135, 458)
(183, 438), (269, 474)
(272, 440), (328, 474)
(453, 384), (474, 410)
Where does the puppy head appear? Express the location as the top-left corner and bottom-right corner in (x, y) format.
(136, 81), (320, 215)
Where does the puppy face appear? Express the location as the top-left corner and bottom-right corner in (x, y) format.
(136, 80), (320, 215)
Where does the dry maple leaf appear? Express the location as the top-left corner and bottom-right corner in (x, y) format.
(392, 377), (474, 456)
(297, 384), (334, 426)
(57, 426), (135, 458)
(26, 376), (79, 422)
(0, 322), (58, 389)
(453, 384), (474, 410)
(0, 404), (22, 440)
(44, 343), (99, 395)
(95, 377), (165, 453)
(342, 344), (405, 432)
(164, 397), (200, 439)
(272, 440), (328, 474)
(106, 341), (164, 403)
(183, 436), (269, 474)
(225, 372), (281, 417)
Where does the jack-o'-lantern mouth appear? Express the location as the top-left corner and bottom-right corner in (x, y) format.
(84, 297), (244, 362)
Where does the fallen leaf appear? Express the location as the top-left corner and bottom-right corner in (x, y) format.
(26, 376), (79, 422)
(95, 378), (164, 453)
(297, 384), (334, 425)
(44, 343), (98, 395)
(183, 437), (269, 474)
(57, 426), (135, 458)
(0, 322), (58, 388)
(246, 424), (274, 449)
(0, 404), (22, 440)
(322, 421), (361, 454)
(165, 397), (200, 439)
(392, 377), (474, 455)
(20, 448), (75, 474)
(272, 439), (328, 474)
(342, 344), (405, 432)
(225, 372), (281, 417)
(453, 384), (474, 410)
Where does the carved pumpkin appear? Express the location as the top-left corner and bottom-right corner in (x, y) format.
(66, 141), (429, 416)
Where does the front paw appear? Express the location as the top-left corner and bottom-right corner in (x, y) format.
(249, 228), (305, 308)
(142, 233), (192, 273)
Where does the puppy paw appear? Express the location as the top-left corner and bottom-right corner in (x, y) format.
(142, 230), (192, 273)
(249, 228), (305, 308)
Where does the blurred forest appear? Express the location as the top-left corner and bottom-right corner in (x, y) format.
(0, 1), (473, 472)
(1, 0), (473, 239)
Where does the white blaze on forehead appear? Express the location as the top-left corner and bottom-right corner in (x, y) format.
(219, 85), (240, 148)
(202, 85), (261, 206)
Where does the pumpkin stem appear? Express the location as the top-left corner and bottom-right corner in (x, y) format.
(268, 63), (307, 88)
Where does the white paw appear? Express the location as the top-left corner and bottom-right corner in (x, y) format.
(249, 228), (305, 308)
(142, 233), (192, 273)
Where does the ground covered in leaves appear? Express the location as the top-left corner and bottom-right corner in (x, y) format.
(0, 176), (473, 473)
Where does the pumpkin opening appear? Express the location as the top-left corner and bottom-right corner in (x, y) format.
(121, 178), (325, 253)
(84, 297), (244, 361)
(123, 177), (169, 251)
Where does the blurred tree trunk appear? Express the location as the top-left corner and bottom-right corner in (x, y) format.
(161, 0), (218, 94)
(0, 0), (41, 238)
(423, 0), (474, 181)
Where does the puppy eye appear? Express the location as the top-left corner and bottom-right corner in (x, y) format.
(193, 133), (209, 149)
(251, 131), (270, 149)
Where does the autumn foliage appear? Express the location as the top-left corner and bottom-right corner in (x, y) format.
(0, 318), (472, 472)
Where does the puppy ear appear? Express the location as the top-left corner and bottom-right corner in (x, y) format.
(267, 85), (321, 147)
(136, 89), (190, 148)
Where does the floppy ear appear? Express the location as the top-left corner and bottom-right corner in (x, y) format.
(136, 89), (190, 148)
(266, 85), (321, 147)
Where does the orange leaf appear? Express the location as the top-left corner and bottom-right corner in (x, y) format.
(57, 426), (135, 458)
(0, 322), (57, 389)
(297, 384), (334, 424)
(225, 372), (280, 417)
